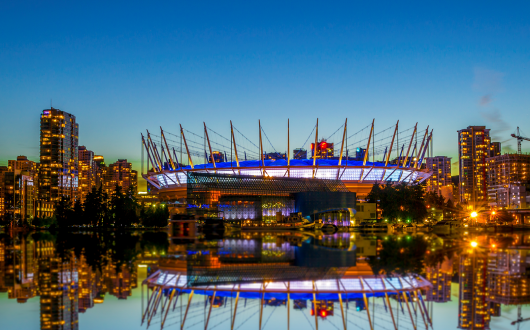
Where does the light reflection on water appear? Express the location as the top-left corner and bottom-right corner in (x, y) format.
(1, 229), (530, 329)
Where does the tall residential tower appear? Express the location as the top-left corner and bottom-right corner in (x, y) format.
(457, 126), (500, 205)
(78, 146), (95, 203)
(425, 156), (452, 200)
(39, 108), (79, 203)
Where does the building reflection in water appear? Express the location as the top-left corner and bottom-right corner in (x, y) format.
(141, 230), (434, 330)
(426, 257), (452, 303)
(3, 230), (530, 329)
(458, 249), (491, 329)
(0, 231), (160, 329)
(39, 256), (79, 329)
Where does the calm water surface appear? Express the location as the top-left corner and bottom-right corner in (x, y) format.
(1, 229), (529, 329)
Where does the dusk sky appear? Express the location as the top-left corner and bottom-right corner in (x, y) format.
(1, 1), (529, 190)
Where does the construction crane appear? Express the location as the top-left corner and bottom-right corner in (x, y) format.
(511, 127), (530, 154)
(511, 305), (530, 330)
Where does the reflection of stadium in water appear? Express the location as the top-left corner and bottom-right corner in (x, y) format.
(142, 232), (434, 330)
(182, 232), (375, 285)
(5, 231), (530, 329)
(142, 271), (433, 330)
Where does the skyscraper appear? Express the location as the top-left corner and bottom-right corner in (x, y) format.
(293, 148), (307, 159)
(310, 140), (334, 159)
(8, 155), (38, 176)
(78, 146), (95, 203)
(457, 126), (499, 205)
(425, 156), (452, 199)
(103, 159), (138, 196)
(1, 156), (38, 222)
(0, 166), (9, 220)
(93, 155), (105, 189)
(486, 154), (530, 208)
(39, 108), (79, 203)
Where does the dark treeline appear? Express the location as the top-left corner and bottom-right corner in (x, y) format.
(33, 185), (169, 229)
(366, 183), (467, 223)
(366, 183), (428, 222)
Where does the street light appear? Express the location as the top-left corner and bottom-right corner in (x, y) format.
(469, 211), (478, 226)
(470, 241), (478, 248)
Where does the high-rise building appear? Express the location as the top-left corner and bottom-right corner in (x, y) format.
(426, 156), (452, 198)
(264, 152), (286, 161)
(0, 166), (8, 220)
(310, 140), (334, 159)
(103, 159), (138, 196)
(93, 155), (105, 189)
(78, 146), (95, 203)
(457, 126), (499, 205)
(8, 156), (38, 176)
(5, 156), (39, 222)
(39, 108), (79, 203)
(208, 151), (224, 163)
(452, 176), (460, 204)
(293, 148), (307, 159)
(487, 154), (530, 208)
(2, 158), (38, 223)
(355, 148), (367, 161)
(487, 154), (530, 186)
(490, 142), (501, 157)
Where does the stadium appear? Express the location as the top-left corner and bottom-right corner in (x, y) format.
(141, 119), (433, 205)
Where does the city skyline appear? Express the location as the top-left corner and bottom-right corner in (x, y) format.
(1, 2), (530, 193)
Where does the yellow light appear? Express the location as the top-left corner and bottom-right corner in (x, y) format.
(492, 211), (496, 215)
(470, 241), (478, 248)
(471, 211), (478, 218)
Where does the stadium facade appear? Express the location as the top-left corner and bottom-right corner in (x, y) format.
(141, 119), (433, 219)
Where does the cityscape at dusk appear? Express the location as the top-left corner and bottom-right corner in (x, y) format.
(1, 1), (530, 330)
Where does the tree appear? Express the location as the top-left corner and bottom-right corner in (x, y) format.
(32, 216), (57, 228)
(140, 204), (169, 227)
(73, 198), (84, 226)
(124, 186), (139, 225)
(366, 183), (428, 223)
(110, 185), (126, 226)
(425, 191), (445, 210)
(83, 186), (109, 227)
(109, 185), (139, 227)
(55, 196), (74, 228)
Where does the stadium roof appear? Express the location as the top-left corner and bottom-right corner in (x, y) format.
(179, 159), (391, 170)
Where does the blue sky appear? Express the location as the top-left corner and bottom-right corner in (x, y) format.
(1, 1), (529, 190)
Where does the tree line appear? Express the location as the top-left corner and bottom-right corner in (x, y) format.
(33, 185), (169, 228)
(366, 182), (467, 223)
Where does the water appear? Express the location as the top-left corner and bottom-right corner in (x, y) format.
(1, 229), (529, 329)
